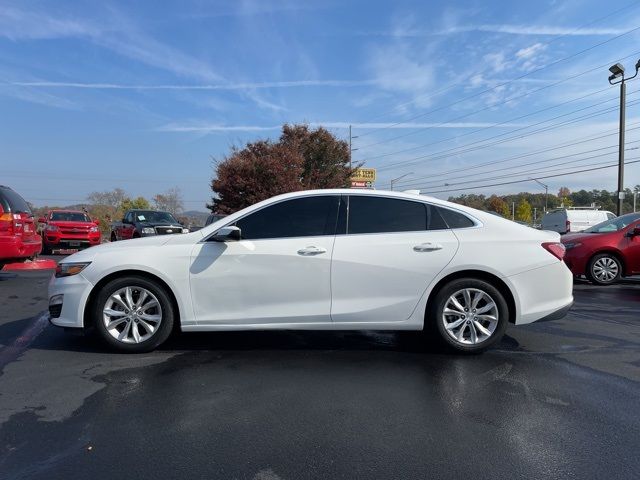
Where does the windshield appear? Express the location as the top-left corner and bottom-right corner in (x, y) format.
(583, 213), (640, 233)
(51, 212), (91, 222)
(135, 211), (179, 224)
(0, 187), (32, 214)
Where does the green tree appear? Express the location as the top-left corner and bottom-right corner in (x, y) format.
(515, 199), (532, 223)
(121, 196), (150, 212)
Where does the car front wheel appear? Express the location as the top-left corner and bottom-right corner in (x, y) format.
(587, 253), (621, 285)
(429, 278), (509, 353)
(93, 276), (174, 352)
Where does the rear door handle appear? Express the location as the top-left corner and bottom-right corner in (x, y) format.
(413, 243), (443, 252)
(297, 246), (327, 256)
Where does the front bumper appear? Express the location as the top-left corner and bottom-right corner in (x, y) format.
(48, 273), (94, 328)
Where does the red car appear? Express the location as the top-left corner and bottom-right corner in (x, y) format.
(39, 210), (101, 254)
(0, 185), (42, 268)
(562, 212), (640, 285)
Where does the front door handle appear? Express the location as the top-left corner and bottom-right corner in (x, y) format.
(413, 243), (443, 252)
(297, 246), (327, 256)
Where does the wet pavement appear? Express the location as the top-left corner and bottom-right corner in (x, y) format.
(1, 259), (639, 479)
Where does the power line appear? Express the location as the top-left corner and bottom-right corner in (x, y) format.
(353, 1), (640, 130)
(419, 158), (640, 194)
(364, 85), (619, 163)
(416, 143), (640, 189)
(393, 122), (640, 186)
(401, 141), (637, 189)
(355, 22), (640, 141)
(376, 97), (640, 173)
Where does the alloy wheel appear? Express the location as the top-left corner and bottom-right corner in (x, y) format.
(102, 286), (163, 344)
(592, 256), (619, 283)
(441, 288), (499, 345)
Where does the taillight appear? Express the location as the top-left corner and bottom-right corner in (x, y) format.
(565, 219), (571, 233)
(0, 213), (14, 236)
(542, 242), (566, 260)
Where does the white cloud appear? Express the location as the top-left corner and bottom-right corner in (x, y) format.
(157, 121), (526, 133)
(516, 43), (546, 60)
(8, 79), (374, 90)
(362, 24), (622, 37)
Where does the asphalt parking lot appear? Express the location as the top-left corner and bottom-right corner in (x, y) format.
(1, 257), (639, 480)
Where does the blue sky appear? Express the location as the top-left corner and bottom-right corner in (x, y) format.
(2, 0), (640, 210)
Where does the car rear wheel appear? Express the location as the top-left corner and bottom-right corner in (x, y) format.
(93, 276), (174, 352)
(428, 278), (509, 353)
(587, 253), (621, 285)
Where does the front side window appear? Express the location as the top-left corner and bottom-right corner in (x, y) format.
(235, 195), (340, 240)
(347, 196), (447, 234)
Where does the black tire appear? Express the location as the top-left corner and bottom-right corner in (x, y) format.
(110, 233), (117, 242)
(92, 275), (175, 353)
(586, 253), (622, 285)
(427, 278), (509, 354)
(132, 232), (140, 239)
(41, 243), (51, 255)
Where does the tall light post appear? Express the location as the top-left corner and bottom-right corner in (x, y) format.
(349, 125), (358, 170)
(390, 172), (413, 191)
(530, 178), (548, 213)
(608, 60), (640, 216)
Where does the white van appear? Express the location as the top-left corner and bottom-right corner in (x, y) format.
(541, 207), (616, 234)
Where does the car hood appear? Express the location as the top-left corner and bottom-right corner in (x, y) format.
(561, 231), (613, 244)
(138, 221), (183, 227)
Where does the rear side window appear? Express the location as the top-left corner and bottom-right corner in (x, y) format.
(347, 196), (447, 234)
(437, 207), (475, 229)
(235, 195), (340, 240)
(0, 187), (32, 214)
(606, 212), (616, 220)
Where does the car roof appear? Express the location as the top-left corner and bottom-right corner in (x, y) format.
(50, 209), (86, 213)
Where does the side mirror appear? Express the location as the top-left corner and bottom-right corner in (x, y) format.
(210, 226), (241, 242)
(628, 226), (640, 237)
(38, 217), (46, 224)
(122, 218), (128, 224)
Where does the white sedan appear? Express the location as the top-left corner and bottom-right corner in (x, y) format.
(48, 189), (573, 353)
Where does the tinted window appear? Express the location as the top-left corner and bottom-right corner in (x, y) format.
(0, 187), (32, 214)
(437, 207), (475, 229)
(348, 196), (442, 234)
(51, 212), (91, 222)
(235, 196), (339, 240)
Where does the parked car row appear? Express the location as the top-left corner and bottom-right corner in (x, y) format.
(0, 185), (214, 267)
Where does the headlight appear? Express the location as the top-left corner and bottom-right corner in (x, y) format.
(142, 227), (155, 234)
(182, 228), (189, 233)
(564, 242), (582, 250)
(89, 226), (99, 233)
(45, 225), (59, 232)
(55, 262), (91, 278)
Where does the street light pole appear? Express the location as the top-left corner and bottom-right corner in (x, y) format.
(608, 60), (640, 216)
(390, 172), (413, 191)
(530, 178), (548, 213)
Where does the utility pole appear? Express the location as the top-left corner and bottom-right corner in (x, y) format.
(634, 190), (638, 212)
(608, 60), (640, 216)
(512, 202), (515, 221)
(348, 125), (358, 170)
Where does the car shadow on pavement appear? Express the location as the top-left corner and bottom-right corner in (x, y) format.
(0, 315), (522, 356)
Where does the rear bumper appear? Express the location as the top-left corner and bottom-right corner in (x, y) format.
(534, 301), (573, 323)
(507, 261), (574, 325)
(0, 236), (42, 261)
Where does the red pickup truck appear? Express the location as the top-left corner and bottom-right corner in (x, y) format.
(39, 210), (101, 254)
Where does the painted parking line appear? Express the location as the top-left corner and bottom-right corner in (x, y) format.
(0, 312), (49, 374)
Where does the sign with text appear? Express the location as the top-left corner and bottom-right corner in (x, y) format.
(350, 168), (376, 183)
(351, 181), (373, 188)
